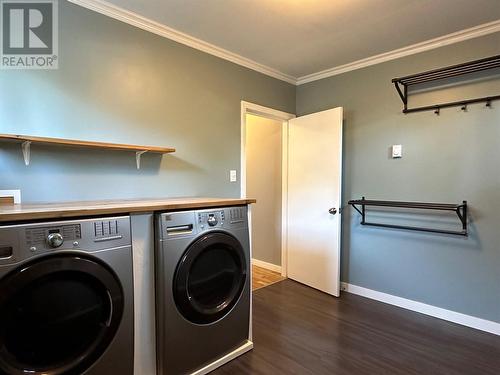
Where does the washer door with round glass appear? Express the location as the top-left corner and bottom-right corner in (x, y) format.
(174, 232), (247, 325)
(0, 254), (124, 375)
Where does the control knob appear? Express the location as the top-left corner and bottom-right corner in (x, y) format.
(207, 215), (218, 227)
(47, 233), (64, 248)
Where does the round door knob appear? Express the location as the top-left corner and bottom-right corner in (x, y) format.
(47, 233), (64, 248)
(207, 215), (218, 227)
(329, 208), (338, 215)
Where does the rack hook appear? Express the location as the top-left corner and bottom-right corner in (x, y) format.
(461, 104), (467, 112)
(434, 108), (440, 116)
(486, 100), (491, 108)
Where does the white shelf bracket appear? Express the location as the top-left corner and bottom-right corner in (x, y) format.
(21, 141), (31, 166)
(136, 151), (147, 169)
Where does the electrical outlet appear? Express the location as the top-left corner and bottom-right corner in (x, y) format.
(229, 170), (237, 182)
(0, 190), (21, 204)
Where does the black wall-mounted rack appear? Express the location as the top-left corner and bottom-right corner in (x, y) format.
(348, 198), (468, 236)
(392, 54), (500, 114)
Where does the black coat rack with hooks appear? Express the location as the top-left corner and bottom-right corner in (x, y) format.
(348, 197), (468, 236)
(392, 54), (500, 114)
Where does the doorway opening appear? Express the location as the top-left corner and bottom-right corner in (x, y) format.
(240, 101), (294, 290)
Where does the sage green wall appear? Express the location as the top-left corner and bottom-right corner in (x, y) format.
(297, 32), (500, 323)
(0, 1), (295, 202)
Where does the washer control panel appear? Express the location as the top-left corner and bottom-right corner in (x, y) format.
(26, 224), (81, 249)
(0, 217), (131, 266)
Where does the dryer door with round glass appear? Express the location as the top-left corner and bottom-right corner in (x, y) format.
(0, 254), (124, 375)
(173, 232), (247, 325)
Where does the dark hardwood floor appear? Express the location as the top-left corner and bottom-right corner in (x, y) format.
(214, 279), (500, 375)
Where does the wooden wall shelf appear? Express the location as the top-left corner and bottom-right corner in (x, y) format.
(0, 134), (175, 169)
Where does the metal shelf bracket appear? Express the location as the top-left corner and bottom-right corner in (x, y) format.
(136, 150), (147, 169)
(21, 141), (31, 166)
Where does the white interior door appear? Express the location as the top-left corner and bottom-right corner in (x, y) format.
(287, 107), (343, 296)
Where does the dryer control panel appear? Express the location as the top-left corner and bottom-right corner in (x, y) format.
(198, 211), (225, 229)
(160, 206), (248, 239)
(197, 207), (247, 231)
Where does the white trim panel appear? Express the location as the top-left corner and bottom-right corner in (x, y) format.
(247, 206), (253, 342)
(190, 340), (253, 375)
(241, 101), (296, 123)
(0, 190), (21, 204)
(297, 20), (500, 84)
(130, 214), (156, 375)
(280, 120), (289, 278)
(341, 282), (500, 336)
(68, 0), (296, 84)
(252, 258), (282, 274)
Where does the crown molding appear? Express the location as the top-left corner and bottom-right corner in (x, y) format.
(67, 0), (297, 84)
(297, 19), (500, 85)
(67, 1), (500, 87)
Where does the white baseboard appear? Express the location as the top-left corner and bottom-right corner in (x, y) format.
(252, 258), (282, 273)
(340, 282), (500, 336)
(190, 340), (253, 375)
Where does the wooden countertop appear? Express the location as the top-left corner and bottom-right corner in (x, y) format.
(0, 197), (256, 223)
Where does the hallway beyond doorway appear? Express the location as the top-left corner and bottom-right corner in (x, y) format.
(252, 265), (286, 291)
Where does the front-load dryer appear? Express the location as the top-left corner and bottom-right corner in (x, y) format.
(155, 206), (252, 375)
(0, 216), (134, 375)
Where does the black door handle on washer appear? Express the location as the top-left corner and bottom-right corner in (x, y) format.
(328, 208), (337, 215)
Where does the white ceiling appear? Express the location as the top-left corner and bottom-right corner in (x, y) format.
(95, 0), (500, 81)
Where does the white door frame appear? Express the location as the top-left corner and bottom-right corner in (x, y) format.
(240, 101), (295, 277)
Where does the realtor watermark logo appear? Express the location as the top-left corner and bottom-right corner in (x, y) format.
(0, 0), (58, 69)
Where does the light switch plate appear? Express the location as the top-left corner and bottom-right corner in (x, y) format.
(229, 170), (237, 182)
(392, 145), (402, 158)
